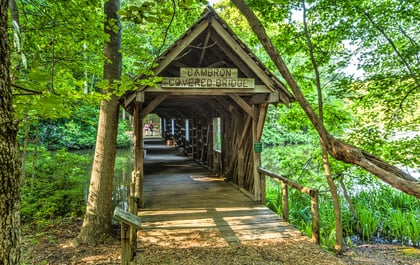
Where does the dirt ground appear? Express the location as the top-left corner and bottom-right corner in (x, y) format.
(21, 219), (420, 265)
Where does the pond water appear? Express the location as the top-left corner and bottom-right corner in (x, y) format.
(76, 148), (134, 212)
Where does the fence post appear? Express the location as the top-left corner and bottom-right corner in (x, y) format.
(120, 223), (131, 265)
(310, 190), (320, 244)
(129, 183), (137, 260)
(281, 182), (289, 222)
(260, 172), (266, 205)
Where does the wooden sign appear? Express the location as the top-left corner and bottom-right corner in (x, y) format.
(180, 68), (238, 78)
(161, 68), (255, 89)
(113, 207), (142, 228)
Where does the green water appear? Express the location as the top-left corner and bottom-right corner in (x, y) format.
(76, 148), (133, 211)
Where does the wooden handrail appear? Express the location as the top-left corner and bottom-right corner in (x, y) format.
(258, 167), (320, 244)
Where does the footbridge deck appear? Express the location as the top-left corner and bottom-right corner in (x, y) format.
(133, 139), (345, 264)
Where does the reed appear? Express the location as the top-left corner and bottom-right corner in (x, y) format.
(265, 179), (420, 248)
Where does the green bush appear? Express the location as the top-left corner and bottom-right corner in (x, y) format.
(117, 119), (132, 148)
(21, 149), (88, 228)
(19, 103), (133, 150)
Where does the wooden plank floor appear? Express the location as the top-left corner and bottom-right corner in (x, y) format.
(138, 138), (305, 247)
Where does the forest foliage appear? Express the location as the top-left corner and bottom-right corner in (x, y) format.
(8, 0), (419, 249)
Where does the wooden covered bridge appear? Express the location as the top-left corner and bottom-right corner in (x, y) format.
(118, 7), (329, 264)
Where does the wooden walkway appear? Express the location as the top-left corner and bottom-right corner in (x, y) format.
(138, 139), (304, 247)
(134, 139), (347, 264)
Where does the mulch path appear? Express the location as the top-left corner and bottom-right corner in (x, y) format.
(21, 219), (420, 265)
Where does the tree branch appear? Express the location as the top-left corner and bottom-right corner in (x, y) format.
(157, 0), (176, 56)
(362, 10), (419, 86)
(11, 83), (42, 95)
(231, 0), (420, 198)
(398, 24), (420, 65)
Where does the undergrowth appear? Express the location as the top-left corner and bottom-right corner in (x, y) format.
(21, 149), (88, 229)
(265, 178), (420, 249)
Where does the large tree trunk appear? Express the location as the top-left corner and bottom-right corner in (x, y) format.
(232, 0), (420, 198)
(0, 1), (22, 263)
(74, 0), (121, 245)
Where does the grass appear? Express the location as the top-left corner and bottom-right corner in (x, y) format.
(265, 178), (420, 249)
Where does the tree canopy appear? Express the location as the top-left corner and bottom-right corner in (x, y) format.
(215, 0), (419, 196)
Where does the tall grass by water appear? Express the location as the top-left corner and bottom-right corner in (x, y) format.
(265, 176), (420, 248)
(262, 144), (419, 249)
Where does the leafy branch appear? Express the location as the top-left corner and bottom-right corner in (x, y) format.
(12, 83), (43, 96)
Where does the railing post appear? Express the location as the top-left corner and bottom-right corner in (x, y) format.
(258, 167), (320, 244)
(310, 190), (320, 244)
(281, 182), (289, 222)
(121, 223), (131, 265)
(260, 172), (266, 205)
(114, 208), (141, 265)
(129, 182), (137, 260)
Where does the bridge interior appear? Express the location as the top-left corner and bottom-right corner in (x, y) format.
(139, 138), (302, 245)
(131, 138), (346, 265)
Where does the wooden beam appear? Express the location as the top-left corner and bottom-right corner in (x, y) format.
(144, 84), (271, 94)
(214, 97), (241, 118)
(278, 90), (292, 105)
(210, 33), (256, 79)
(256, 103), (268, 141)
(229, 93), (258, 120)
(140, 94), (170, 119)
(124, 92), (136, 108)
(238, 115), (251, 148)
(250, 92), (280, 104)
(237, 143), (245, 189)
(211, 17), (277, 92)
(133, 102), (144, 209)
(207, 99), (230, 118)
(252, 109), (262, 202)
(153, 19), (209, 75)
(249, 94), (268, 104)
(199, 29), (212, 66)
(136, 91), (144, 102)
(207, 60), (228, 68)
(171, 61), (188, 69)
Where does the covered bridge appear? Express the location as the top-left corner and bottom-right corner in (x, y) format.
(121, 6), (295, 209)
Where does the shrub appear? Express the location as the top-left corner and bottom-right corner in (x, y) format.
(21, 149), (88, 228)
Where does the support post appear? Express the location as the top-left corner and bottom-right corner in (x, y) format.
(252, 104), (265, 202)
(252, 136), (261, 200)
(114, 207), (142, 265)
(260, 170), (266, 205)
(253, 103), (268, 203)
(121, 223), (130, 265)
(281, 182), (289, 222)
(237, 145), (245, 189)
(133, 102), (144, 208)
(258, 167), (321, 244)
(310, 190), (320, 244)
(129, 182), (137, 258)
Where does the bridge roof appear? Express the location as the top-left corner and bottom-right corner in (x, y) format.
(122, 6), (295, 119)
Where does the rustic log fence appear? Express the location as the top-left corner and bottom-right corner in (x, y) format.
(258, 168), (320, 244)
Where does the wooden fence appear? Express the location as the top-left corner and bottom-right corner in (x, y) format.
(258, 168), (320, 244)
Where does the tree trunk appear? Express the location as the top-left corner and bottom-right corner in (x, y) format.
(0, 0), (22, 263)
(231, 0), (420, 198)
(301, 1), (343, 253)
(74, 0), (121, 245)
(322, 146), (343, 253)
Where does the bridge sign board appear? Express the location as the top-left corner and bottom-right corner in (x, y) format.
(180, 67), (238, 78)
(162, 67), (255, 89)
